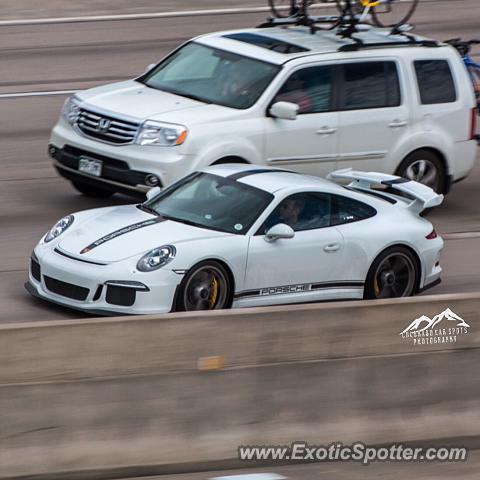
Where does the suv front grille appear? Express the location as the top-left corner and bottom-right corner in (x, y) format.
(76, 108), (140, 145)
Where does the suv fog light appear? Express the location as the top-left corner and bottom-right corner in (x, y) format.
(145, 174), (160, 187)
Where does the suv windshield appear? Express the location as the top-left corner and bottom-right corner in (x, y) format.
(145, 172), (273, 234)
(138, 42), (280, 109)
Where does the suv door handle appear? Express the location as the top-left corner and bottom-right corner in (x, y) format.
(323, 243), (340, 253)
(388, 119), (408, 128)
(316, 127), (337, 135)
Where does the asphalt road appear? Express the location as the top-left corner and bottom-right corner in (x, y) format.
(1, 0), (480, 323)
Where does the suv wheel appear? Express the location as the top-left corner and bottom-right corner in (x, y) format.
(397, 150), (446, 194)
(72, 181), (114, 198)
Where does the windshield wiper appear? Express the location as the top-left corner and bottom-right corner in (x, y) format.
(136, 204), (160, 216)
(155, 86), (212, 104)
(159, 213), (206, 229)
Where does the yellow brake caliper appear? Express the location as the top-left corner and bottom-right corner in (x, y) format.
(374, 277), (381, 297)
(209, 275), (219, 309)
(360, 0), (380, 6)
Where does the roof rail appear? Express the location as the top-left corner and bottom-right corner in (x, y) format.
(338, 39), (439, 52)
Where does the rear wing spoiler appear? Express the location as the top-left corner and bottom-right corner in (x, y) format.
(327, 169), (444, 213)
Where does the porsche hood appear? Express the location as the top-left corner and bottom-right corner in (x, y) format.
(58, 205), (229, 263)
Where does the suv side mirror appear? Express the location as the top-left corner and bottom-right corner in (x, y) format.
(264, 223), (295, 242)
(146, 186), (161, 200)
(269, 101), (299, 120)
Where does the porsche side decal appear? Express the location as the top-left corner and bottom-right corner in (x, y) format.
(80, 217), (165, 254)
(234, 281), (364, 299)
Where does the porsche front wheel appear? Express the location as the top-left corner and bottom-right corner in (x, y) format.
(175, 261), (232, 311)
(364, 247), (418, 299)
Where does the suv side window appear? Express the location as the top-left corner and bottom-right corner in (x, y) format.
(414, 60), (457, 104)
(273, 66), (334, 114)
(330, 195), (377, 226)
(339, 61), (401, 110)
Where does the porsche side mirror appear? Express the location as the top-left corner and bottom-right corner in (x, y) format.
(264, 223), (295, 243)
(269, 101), (299, 120)
(145, 63), (156, 74)
(146, 186), (161, 200)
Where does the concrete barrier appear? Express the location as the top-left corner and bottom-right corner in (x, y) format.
(1, 293), (479, 478)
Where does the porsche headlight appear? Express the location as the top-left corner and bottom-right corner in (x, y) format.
(44, 215), (74, 243)
(137, 245), (176, 272)
(136, 121), (187, 146)
(62, 96), (81, 125)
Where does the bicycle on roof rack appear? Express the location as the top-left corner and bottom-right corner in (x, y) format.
(268, 0), (419, 28)
(445, 38), (480, 111)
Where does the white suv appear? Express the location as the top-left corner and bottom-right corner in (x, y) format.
(50, 25), (478, 198)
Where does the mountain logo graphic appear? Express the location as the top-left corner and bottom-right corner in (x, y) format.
(400, 308), (470, 335)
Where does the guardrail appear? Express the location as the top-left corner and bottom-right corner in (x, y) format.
(1, 293), (479, 479)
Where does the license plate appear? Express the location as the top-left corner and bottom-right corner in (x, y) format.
(78, 157), (103, 177)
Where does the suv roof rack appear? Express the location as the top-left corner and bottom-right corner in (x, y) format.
(257, 15), (341, 29)
(338, 39), (439, 52)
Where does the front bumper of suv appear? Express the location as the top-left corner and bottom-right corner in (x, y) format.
(50, 119), (193, 196)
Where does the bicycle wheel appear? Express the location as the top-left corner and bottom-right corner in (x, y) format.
(302, 0), (339, 17)
(371, 0), (419, 27)
(335, 0), (365, 15)
(269, 0), (300, 17)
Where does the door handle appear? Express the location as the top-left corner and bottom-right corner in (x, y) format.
(316, 127), (337, 135)
(388, 119), (408, 128)
(323, 243), (340, 253)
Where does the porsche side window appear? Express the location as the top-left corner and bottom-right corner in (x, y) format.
(330, 195), (377, 226)
(261, 192), (332, 233)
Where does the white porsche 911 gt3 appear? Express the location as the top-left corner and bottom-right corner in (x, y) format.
(26, 165), (444, 315)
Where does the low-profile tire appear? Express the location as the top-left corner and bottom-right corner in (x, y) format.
(364, 246), (419, 300)
(175, 260), (233, 312)
(396, 150), (447, 194)
(72, 180), (114, 198)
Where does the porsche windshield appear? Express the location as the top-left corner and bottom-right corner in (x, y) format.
(145, 173), (273, 234)
(138, 42), (280, 109)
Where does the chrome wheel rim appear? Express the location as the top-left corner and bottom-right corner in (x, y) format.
(183, 266), (228, 311)
(373, 253), (415, 299)
(404, 159), (439, 191)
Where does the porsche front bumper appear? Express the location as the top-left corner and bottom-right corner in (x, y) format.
(26, 248), (182, 316)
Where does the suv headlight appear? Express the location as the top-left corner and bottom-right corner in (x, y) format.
(136, 121), (187, 146)
(44, 215), (74, 243)
(62, 96), (81, 125)
(137, 245), (176, 272)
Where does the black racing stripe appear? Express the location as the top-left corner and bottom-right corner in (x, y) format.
(234, 289), (261, 299)
(80, 217), (165, 254)
(382, 178), (410, 186)
(311, 281), (364, 290)
(235, 281), (364, 299)
(55, 248), (107, 266)
(228, 169), (294, 181)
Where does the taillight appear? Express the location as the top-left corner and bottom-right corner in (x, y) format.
(426, 229), (438, 240)
(470, 107), (478, 140)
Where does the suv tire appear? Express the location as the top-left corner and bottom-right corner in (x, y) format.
(396, 150), (446, 194)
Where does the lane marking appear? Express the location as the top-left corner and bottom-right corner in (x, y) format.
(0, 7), (272, 26)
(0, 0), (436, 26)
(0, 90), (77, 98)
(211, 475), (286, 480)
(443, 232), (480, 240)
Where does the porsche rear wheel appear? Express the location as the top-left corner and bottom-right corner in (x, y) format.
(364, 247), (418, 299)
(175, 261), (232, 311)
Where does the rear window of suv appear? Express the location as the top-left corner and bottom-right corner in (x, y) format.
(339, 61), (401, 110)
(414, 60), (457, 104)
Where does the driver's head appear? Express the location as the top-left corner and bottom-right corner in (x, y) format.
(278, 197), (305, 227)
